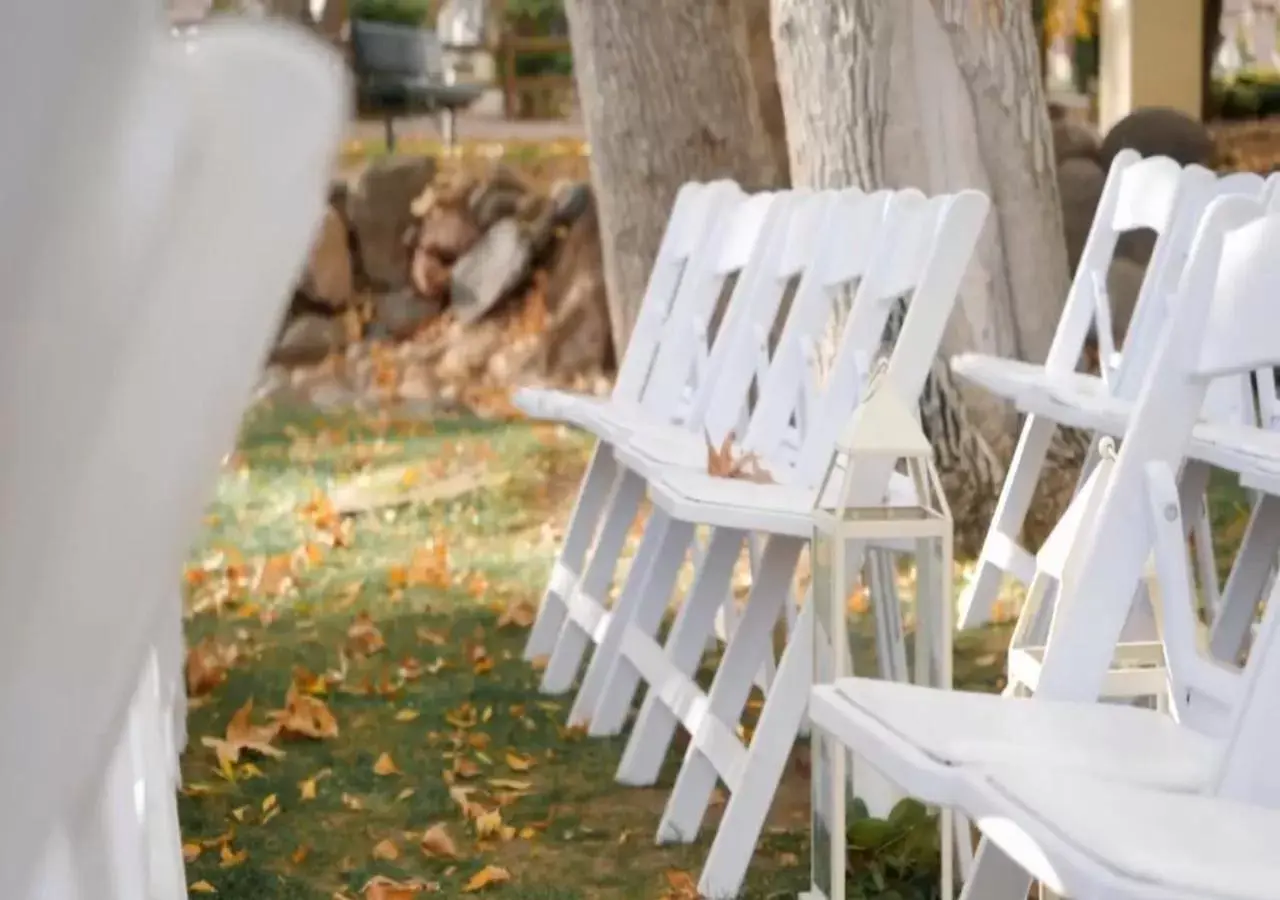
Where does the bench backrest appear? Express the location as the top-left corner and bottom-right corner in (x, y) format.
(350, 19), (445, 81)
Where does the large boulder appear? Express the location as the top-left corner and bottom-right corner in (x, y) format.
(1057, 157), (1106, 273)
(450, 218), (533, 324)
(299, 206), (354, 309)
(1099, 107), (1214, 170)
(346, 155), (437, 288)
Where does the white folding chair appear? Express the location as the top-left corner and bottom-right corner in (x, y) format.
(532, 189), (844, 698)
(559, 187), (898, 731)
(0, 16), (345, 898)
(944, 203), (1280, 900)
(809, 194), (1280, 900)
(520, 185), (787, 671)
(583, 190), (990, 899)
(955, 153), (1264, 633)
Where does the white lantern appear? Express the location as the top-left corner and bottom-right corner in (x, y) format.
(807, 370), (955, 900)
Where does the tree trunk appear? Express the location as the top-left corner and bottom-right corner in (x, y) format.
(771, 0), (1073, 550)
(564, 0), (788, 354)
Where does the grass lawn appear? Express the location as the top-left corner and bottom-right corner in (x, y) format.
(184, 400), (1245, 899)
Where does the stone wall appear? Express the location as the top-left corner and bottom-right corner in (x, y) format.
(265, 155), (610, 415)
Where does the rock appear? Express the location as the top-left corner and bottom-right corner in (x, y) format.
(273, 314), (343, 365)
(468, 164), (530, 230)
(299, 206), (354, 309)
(451, 218), (533, 324)
(535, 199), (613, 376)
(371, 289), (442, 341)
(1057, 158), (1106, 273)
(417, 207), (481, 262)
(346, 155), (437, 287)
(411, 249), (453, 302)
(1099, 107), (1214, 170)
(549, 180), (592, 225)
(1105, 256), (1147, 347)
(471, 188), (525, 231)
(1052, 119), (1101, 167)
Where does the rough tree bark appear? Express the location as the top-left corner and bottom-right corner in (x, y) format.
(564, 0), (789, 355)
(770, 0), (1073, 548)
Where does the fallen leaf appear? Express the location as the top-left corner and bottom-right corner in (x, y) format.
(271, 683), (340, 740)
(347, 612), (386, 656)
(705, 430), (774, 483)
(183, 843), (202, 863)
(299, 768), (331, 800)
(372, 839), (401, 861)
(189, 881), (217, 894)
(496, 601), (535, 629)
(373, 752), (401, 776)
(462, 865), (510, 893)
(291, 844), (310, 865)
(664, 870), (699, 899)
(362, 875), (438, 899)
(219, 843), (248, 868)
(185, 638), (238, 696)
(420, 823), (458, 858)
(487, 778), (531, 792)
(342, 792), (365, 811)
(505, 752), (534, 772)
(474, 809), (503, 839)
(394, 709), (420, 723)
(201, 699), (284, 768)
(396, 787), (416, 802)
(406, 541), (450, 589)
(262, 794), (278, 814)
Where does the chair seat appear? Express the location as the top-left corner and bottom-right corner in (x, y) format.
(950, 354), (1108, 410)
(648, 468), (919, 537)
(953, 354), (1280, 491)
(511, 385), (609, 423)
(808, 679), (1219, 807)
(966, 767), (1280, 900)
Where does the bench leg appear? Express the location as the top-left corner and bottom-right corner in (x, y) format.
(440, 109), (456, 150)
(383, 115), (396, 153)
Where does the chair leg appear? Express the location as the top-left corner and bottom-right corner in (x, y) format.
(611, 528), (746, 777)
(958, 838), (1033, 900)
(658, 536), (805, 844)
(957, 415), (1057, 629)
(440, 108), (456, 150)
(571, 511), (696, 731)
(540, 469), (647, 694)
(1211, 491), (1280, 662)
(383, 114), (396, 153)
(697, 601), (814, 900)
(524, 444), (618, 661)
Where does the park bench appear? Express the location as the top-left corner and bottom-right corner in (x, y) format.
(350, 19), (484, 151)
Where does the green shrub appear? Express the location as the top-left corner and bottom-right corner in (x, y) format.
(351, 0), (432, 26)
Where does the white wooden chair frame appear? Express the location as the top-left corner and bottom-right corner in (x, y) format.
(808, 195), (1280, 900)
(521, 186), (807, 693)
(955, 155), (1272, 638)
(3, 19), (345, 898)
(572, 190), (991, 898)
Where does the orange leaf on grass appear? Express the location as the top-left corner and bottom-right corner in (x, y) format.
(270, 684), (339, 740)
(200, 699), (284, 768)
(462, 866), (511, 893)
(347, 612), (386, 656)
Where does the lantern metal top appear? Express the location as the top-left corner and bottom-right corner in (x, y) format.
(835, 370), (931, 459)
